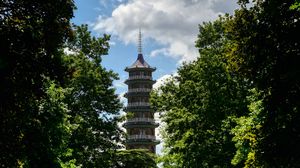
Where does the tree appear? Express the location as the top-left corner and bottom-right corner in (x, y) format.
(230, 89), (266, 167)
(227, 0), (300, 166)
(0, 0), (75, 167)
(113, 149), (157, 168)
(61, 25), (123, 167)
(1, 1), (157, 167)
(152, 1), (300, 167)
(151, 17), (250, 167)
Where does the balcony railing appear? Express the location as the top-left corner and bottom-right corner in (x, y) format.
(127, 102), (150, 107)
(128, 75), (152, 80)
(128, 134), (157, 140)
(123, 118), (159, 128)
(126, 118), (155, 123)
(128, 88), (151, 93)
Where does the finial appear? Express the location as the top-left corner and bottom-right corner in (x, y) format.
(138, 27), (142, 54)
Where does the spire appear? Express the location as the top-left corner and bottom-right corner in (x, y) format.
(125, 28), (156, 72)
(138, 27), (142, 54)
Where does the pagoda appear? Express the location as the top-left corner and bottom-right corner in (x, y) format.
(123, 29), (159, 153)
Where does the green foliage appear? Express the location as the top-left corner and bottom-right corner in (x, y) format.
(4, 0), (299, 167)
(61, 25), (123, 167)
(290, 0), (300, 11)
(227, 0), (300, 166)
(231, 89), (266, 167)
(18, 80), (74, 167)
(112, 149), (157, 168)
(153, 1), (300, 167)
(0, 1), (156, 167)
(0, 0), (75, 167)
(152, 17), (250, 167)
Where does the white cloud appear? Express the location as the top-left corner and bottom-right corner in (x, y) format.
(153, 74), (176, 89)
(93, 0), (238, 62)
(113, 79), (127, 89)
(150, 48), (169, 57)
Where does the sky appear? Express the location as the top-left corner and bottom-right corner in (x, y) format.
(72, 0), (239, 154)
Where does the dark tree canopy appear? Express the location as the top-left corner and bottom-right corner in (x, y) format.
(0, 2), (157, 167)
(113, 149), (157, 168)
(0, 0), (75, 167)
(227, 0), (300, 166)
(152, 17), (250, 167)
(152, 1), (300, 167)
(61, 25), (123, 167)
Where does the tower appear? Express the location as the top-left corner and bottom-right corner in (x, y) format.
(123, 29), (159, 153)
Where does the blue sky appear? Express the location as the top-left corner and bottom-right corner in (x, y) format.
(71, 0), (239, 154)
(72, 0), (181, 95)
